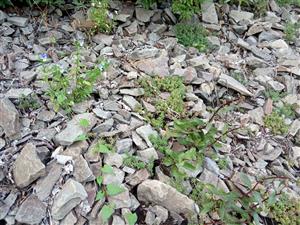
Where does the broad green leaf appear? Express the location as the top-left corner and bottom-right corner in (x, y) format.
(96, 190), (105, 201)
(125, 212), (138, 225)
(182, 162), (196, 171)
(240, 172), (252, 189)
(101, 165), (114, 174)
(100, 204), (114, 222)
(267, 192), (276, 206)
(95, 144), (111, 153)
(75, 134), (88, 141)
(96, 176), (103, 186)
(106, 184), (125, 196)
(79, 118), (89, 128)
(253, 212), (260, 225)
(200, 202), (214, 215)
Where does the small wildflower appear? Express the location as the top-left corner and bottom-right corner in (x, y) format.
(39, 53), (48, 62)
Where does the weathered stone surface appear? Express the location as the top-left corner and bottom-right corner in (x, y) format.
(52, 179), (88, 220)
(4, 88), (33, 99)
(202, 2), (218, 24)
(34, 163), (62, 201)
(7, 16), (28, 27)
(0, 98), (20, 138)
(0, 192), (18, 220)
(13, 143), (45, 188)
(15, 195), (46, 225)
(136, 125), (158, 147)
(137, 180), (198, 217)
(54, 113), (97, 146)
(135, 7), (154, 22)
(218, 74), (253, 96)
(73, 155), (95, 183)
(107, 185), (131, 209)
(229, 10), (254, 23)
(199, 169), (229, 192)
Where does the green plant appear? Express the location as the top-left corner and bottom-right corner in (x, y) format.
(231, 71), (247, 85)
(190, 175), (291, 225)
(264, 89), (287, 102)
(275, 103), (296, 119)
(276, 0), (300, 6)
(95, 166), (125, 200)
(18, 94), (40, 111)
(174, 23), (210, 52)
(123, 154), (154, 174)
(172, 0), (205, 20)
(138, 76), (186, 128)
(264, 112), (289, 135)
(137, 0), (156, 9)
(79, 118), (90, 128)
(150, 118), (220, 181)
(267, 194), (300, 225)
(43, 42), (108, 112)
(100, 203), (115, 222)
(284, 21), (300, 42)
(93, 139), (114, 154)
(88, 0), (114, 34)
(125, 212), (138, 225)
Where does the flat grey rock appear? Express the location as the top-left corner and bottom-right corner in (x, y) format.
(135, 7), (154, 23)
(137, 180), (199, 218)
(202, 2), (218, 24)
(34, 163), (62, 201)
(54, 113), (97, 146)
(7, 16), (28, 27)
(218, 74), (253, 96)
(136, 125), (158, 147)
(0, 98), (20, 138)
(51, 179), (88, 220)
(13, 143), (45, 188)
(15, 195), (46, 225)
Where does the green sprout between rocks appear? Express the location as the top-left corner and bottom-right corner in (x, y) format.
(18, 94), (40, 111)
(123, 154), (154, 175)
(284, 21), (300, 43)
(264, 89), (287, 102)
(175, 23), (210, 52)
(42, 41), (109, 113)
(189, 175), (293, 225)
(88, 0), (114, 34)
(264, 112), (289, 135)
(150, 118), (221, 182)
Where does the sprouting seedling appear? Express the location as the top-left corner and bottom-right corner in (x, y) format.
(79, 118), (90, 128)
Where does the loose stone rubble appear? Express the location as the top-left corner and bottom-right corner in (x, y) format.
(0, 1), (300, 224)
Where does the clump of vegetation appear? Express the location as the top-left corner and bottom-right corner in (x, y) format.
(88, 0), (114, 34)
(264, 112), (289, 135)
(284, 21), (300, 43)
(276, 0), (300, 6)
(93, 139), (115, 154)
(264, 89), (287, 102)
(18, 94), (40, 111)
(123, 154), (154, 174)
(189, 175), (293, 225)
(150, 118), (220, 182)
(43, 42), (108, 113)
(137, 0), (156, 9)
(175, 23), (210, 52)
(268, 194), (300, 225)
(138, 76), (186, 128)
(95, 164), (138, 224)
(172, 0), (205, 20)
(275, 103), (296, 119)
